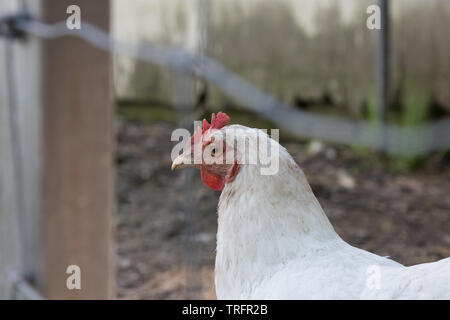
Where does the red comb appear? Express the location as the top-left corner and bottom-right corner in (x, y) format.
(205, 112), (230, 132)
(191, 112), (230, 144)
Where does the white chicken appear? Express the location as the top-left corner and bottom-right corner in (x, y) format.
(171, 112), (450, 299)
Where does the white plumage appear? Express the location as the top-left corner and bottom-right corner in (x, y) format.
(173, 120), (450, 299)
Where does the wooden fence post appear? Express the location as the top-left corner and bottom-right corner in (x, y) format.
(41, 0), (115, 299)
(1, 0), (114, 300)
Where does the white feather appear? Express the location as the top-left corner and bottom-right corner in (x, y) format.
(213, 125), (450, 299)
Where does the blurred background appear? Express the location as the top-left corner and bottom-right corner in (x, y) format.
(114, 0), (450, 299)
(0, 0), (449, 299)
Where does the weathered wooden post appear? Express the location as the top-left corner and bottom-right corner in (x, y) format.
(41, 0), (115, 299)
(0, 0), (115, 299)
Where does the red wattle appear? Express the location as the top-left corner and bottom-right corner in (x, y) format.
(201, 167), (225, 191)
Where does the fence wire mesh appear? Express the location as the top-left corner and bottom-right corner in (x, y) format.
(9, 15), (450, 157)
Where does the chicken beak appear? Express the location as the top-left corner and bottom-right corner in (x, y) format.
(171, 152), (197, 171)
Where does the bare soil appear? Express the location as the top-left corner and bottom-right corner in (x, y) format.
(115, 118), (450, 299)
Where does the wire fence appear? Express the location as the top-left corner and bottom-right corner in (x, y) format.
(1, 6), (450, 301)
(1, 13), (35, 299)
(6, 14), (450, 156)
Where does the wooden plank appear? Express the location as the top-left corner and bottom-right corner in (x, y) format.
(41, 0), (115, 299)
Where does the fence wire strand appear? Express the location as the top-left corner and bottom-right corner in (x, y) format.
(9, 16), (450, 156)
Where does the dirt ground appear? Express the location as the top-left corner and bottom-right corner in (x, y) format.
(115, 118), (450, 299)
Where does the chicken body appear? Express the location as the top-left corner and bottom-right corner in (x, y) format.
(215, 126), (450, 299)
(172, 118), (450, 299)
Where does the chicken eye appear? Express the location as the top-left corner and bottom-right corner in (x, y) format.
(211, 147), (217, 156)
